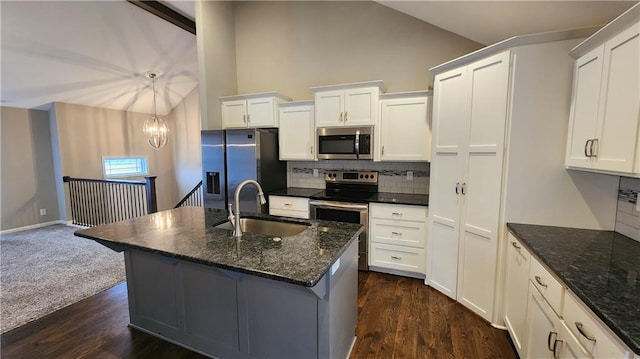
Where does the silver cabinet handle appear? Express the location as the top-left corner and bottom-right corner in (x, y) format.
(575, 322), (596, 341)
(339, 112), (343, 122)
(284, 203), (292, 206)
(584, 139), (590, 157)
(391, 212), (403, 216)
(247, 113), (250, 122)
(391, 231), (402, 235)
(391, 256), (402, 260)
(547, 331), (558, 351)
(310, 146), (313, 154)
(381, 145), (385, 156)
(344, 111), (348, 122)
(553, 340), (562, 359)
(590, 138), (598, 158)
(461, 182), (466, 195)
(243, 114), (247, 122)
(455, 182), (460, 194)
(535, 275), (548, 288)
(511, 241), (521, 249)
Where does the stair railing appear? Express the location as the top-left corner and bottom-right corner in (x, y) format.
(174, 181), (203, 208)
(63, 176), (157, 227)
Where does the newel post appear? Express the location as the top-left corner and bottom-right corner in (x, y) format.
(145, 176), (158, 214)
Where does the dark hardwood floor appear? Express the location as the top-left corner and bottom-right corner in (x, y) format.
(1, 272), (516, 359)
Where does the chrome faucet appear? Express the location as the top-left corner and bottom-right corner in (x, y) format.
(229, 180), (266, 237)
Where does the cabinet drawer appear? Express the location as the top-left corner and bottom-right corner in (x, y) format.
(370, 243), (425, 274)
(269, 196), (309, 212)
(370, 219), (426, 248)
(559, 319), (593, 359)
(530, 257), (564, 315)
(563, 291), (628, 358)
(370, 203), (427, 222)
(269, 196), (309, 219)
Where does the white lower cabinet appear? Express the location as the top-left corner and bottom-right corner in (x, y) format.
(525, 281), (560, 359)
(558, 321), (593, 359)
(504, 235), (634, 359)
(563, 290), (628, 358)
(268, 195), (309, 219)
(369, 203), (427, 277)
(503, 234), (531, 356)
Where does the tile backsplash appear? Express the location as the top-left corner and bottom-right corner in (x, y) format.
(287, 161), (430, 194)
(616, 177), (640, 242)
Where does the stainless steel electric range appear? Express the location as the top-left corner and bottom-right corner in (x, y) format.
(309, 170), (378, 271)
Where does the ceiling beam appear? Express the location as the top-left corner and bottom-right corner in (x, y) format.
(127, 0), (196, 35)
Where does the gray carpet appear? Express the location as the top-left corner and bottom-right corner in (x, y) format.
(0, 224), (125, 333)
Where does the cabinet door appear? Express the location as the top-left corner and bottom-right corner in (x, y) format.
(566, 46), (603, 168)
(456, 51), (510, 322)
(247, 97), (277, 128)
(343, 87), (377, 126)
(503, 235), (531, 356)
(379, 97), (430, 161)
(279, 105), (315, 161)
(315, 90), (344, 127)
(427, 66), (468, 299)
(222, 100), (248, 128)
(594, 23), (640, 173)
(525, 282), (559, 359)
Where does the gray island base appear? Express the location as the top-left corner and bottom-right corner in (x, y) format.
(76, 207), (362, 359)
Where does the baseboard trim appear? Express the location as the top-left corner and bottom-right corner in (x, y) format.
(0, 220), (68, 235)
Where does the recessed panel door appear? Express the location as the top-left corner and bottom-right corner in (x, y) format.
(427, 66), (468, 299)
(457, 50), (510, 321)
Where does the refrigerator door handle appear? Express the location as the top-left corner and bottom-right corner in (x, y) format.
(206, 172), (221, 194)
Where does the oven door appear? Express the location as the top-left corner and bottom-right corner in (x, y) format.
(309, 200), (368, 271)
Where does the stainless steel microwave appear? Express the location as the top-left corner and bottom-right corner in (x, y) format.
(317, 127), (373, 160)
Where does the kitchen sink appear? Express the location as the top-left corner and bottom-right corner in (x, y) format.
(214, 217), (310, 237)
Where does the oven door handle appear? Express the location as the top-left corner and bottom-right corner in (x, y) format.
(309, 200), (368, 211)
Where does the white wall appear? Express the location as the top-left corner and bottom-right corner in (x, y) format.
(196, 1), (238, 130)
(233, 1), (482, 100)
(170, 86), (202, 198)
(51, 102), (178, 219)
(1, 107), (60, 230)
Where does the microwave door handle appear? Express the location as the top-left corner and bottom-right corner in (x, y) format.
(355, 130), (360, 159)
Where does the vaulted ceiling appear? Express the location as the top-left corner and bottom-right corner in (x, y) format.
(0, 1), (636, 116)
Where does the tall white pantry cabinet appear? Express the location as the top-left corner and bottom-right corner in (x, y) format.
(426, 30), (620, 324)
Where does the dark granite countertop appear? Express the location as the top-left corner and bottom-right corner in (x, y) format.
(507, 223), (640, 354)
(269, 187), (323, 198)
(368, 192), (429, 207)
(75, 206), (363, 287)
(269, 188), (428, 207)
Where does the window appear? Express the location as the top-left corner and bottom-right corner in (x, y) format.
(103, 157), (148, 178)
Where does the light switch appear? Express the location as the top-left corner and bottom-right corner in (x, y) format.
(407, 171), (413, 181)
(313, 169), (319, 177)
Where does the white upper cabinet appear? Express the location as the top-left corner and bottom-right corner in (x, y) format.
(566, 6), (640, 175)
(311, 81), (383, 127)
(376, 91), (431, 162)
(220, 93), (291, 129)
(278, 101), (315, 161)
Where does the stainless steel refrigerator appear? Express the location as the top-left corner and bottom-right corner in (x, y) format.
(201, 129), (286, 214)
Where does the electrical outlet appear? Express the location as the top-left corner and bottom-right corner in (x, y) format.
(39, 208), (46, 216)
(407, 171), (414, 181)
(313, 169), (319, 177)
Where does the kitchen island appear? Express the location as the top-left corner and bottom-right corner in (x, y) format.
(75, 206), (363, 359)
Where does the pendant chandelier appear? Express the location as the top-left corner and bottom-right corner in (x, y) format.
(143, 73), (168, 149)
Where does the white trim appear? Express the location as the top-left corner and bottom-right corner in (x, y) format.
(429, 27), (599, 76)
(0, 220), (69, 235)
